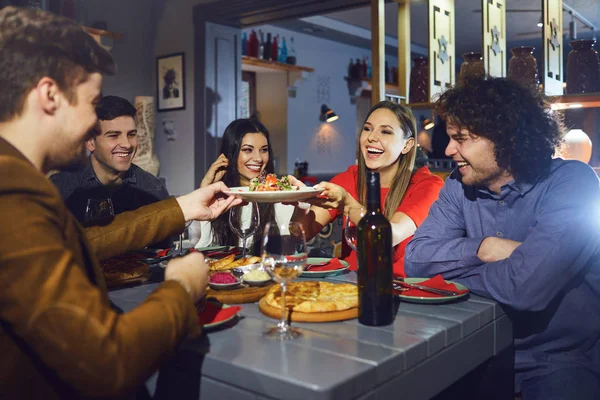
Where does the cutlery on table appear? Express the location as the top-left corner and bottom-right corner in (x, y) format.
(393, 280), (460, 296)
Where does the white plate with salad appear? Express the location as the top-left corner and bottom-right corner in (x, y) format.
(223, 173), (324, 203)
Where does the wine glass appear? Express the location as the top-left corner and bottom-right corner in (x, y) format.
(173, 221), (193, 257)
(84, 198), (114, 226)
(344, 206), (365, 251)
(228, 202), (260, 258)
(261, 221), (307, 340)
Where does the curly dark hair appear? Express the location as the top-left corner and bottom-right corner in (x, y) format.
(434, 77), (563, 184)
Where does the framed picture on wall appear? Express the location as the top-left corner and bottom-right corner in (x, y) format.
(156, 52), (185, 112)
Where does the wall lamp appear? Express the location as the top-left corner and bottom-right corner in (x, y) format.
(421, 115), (435, 130)
(320, 104), (339, 123)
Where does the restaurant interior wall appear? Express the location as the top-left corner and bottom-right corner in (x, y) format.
(82, 0), (218, 196)
(243, 24), (398, 176)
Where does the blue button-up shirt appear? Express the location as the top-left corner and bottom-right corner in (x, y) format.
(405, 159), (600, 390)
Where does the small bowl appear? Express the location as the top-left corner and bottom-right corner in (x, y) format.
(209, 273), (242, 290)
(241, 269), (272, 287)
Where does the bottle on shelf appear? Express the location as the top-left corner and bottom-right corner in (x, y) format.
(366, 56), (372, 78)
(258, 29), (265, 60)
(263, 32), (272, 61)
(286, 36), (297, 65)
(354, 58), (362, 79)
(357, 171), (394, 326)
(241, 32), (248, 56)
(347, 58), (355, 79)
(362, 57), (367, 79)
(271, 34), (279, 62)
(248, 29), (258, 58)
(279, 36), (288, 63)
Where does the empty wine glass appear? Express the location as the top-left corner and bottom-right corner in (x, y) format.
(84, 198), (114, 227)
(344, 206), (365, 251)
(228, 202), (260, 258)
(173, 220), (193, 257)
(261, 221), (307, 340)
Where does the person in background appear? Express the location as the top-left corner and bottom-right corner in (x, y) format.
(190, 118), (295, 255)
(292, 100), (444, 277)
(51, 95), (169, 224)
(405, 77), (600, 400)
(0, 7), (240, 399)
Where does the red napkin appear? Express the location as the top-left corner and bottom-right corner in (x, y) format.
(395, 275), (468, 298)
(155, 249), (171, 257)
(197, 302), (241, 326)
(306, 258), (346, 272)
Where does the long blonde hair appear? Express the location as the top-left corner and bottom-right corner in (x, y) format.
(357, 101), (417, 219)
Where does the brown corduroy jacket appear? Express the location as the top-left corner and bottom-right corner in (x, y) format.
(0, 137), (201, 399)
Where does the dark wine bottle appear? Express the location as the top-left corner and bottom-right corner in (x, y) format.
(357, 171), (394, 326)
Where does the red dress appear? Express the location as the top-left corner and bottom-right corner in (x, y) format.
(328, 165), (443, 277)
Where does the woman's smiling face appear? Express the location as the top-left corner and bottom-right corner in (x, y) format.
(237, 132), (269, 186)
(360, 108), (413, 175)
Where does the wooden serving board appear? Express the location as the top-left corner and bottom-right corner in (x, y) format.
(207, 282), (276, 304)
(258, 297), (358, 322)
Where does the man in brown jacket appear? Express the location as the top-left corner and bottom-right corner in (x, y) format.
(0, 6), (240, 399)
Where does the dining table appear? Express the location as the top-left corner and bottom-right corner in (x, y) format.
(109, 269), (514, 400)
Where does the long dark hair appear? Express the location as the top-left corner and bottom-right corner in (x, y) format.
(357, 101), (417, 219)
(211, 119), (276, 254)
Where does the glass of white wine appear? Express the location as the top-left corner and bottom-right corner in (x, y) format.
(344, 206), (365, 252)
(261, 221), (307, 340)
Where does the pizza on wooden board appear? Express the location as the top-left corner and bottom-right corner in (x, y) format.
(264, 281), (358, 313)
(100, 258), (150, 282)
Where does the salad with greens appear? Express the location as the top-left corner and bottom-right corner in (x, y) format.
(249, 172), (297, 192)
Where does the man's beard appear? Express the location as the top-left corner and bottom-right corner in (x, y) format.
(59, 147), (90, 172)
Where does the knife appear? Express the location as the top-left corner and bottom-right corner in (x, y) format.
(393, 281), (460, 296)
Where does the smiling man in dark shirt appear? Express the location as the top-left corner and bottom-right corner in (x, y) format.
(51, 95), (169, 224)
(405, 77), (600, 400)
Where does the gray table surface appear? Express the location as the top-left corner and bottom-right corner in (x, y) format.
(109, 271), (513, 400)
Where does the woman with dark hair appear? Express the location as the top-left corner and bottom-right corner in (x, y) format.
(189, 119), (292, 254)
(293, 101), (444, 277)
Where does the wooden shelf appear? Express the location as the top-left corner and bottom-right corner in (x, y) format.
(361, 78), (400, 92)
(550, 93), (600, 110)
(241, 56), (314, 73)
(407, 102), (434, 110)
(83, 26), (124, 40)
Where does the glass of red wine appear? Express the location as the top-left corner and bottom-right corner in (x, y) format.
(84, 198), (114, 226)
(344, 206), (366, 251)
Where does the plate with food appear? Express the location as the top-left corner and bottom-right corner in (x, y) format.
(207, 264), (275, 304)
(100, 257), (151, 288)
(301, 257), (350, 278)
(258, 281), (359, 322)
(208, 255), (262, 271)
(223, 173), (324, 203)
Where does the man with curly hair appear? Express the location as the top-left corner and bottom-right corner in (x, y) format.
(406, 77), (600, 400)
